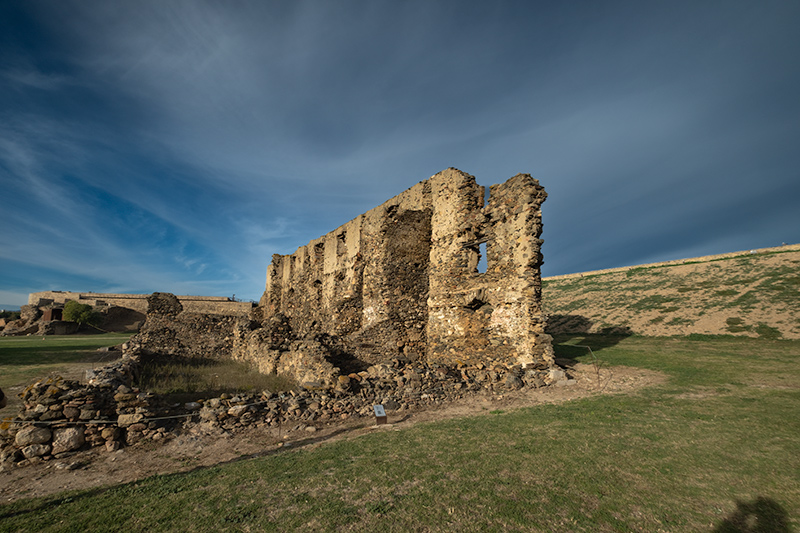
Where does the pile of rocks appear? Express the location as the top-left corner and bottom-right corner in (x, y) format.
(0, 348), (166, 467)
(157, 357), (569, 440)
(1, 341), (571, 469)
(0, 305), (44, 336)
(1, 291), (572, 469)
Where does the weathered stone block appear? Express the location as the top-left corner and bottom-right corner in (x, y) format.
(51, 427), (85, 454)
(21, 443), (51, 459)
(117, 413), (144, 427)
(15, 426), (52, 447)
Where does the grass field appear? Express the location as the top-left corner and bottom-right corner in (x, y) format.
(0, 334), (132, 412)
(137, 357), (295, 402)
(1, 334), (798, 532)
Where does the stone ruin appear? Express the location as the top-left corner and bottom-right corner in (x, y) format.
(0, 169), (567, 467)
(235, 167), (554, 387)
(0, 305), (78, 337)
(0, 291), (255, 337)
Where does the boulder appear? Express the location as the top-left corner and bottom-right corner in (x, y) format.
(19, 305), (41, 323)
(52, 427), (85, 454)
(22, 443), (51, 459)
(15, 426), (52, 447)
(117, 413), (144, 427)
(227, 405), (248, 417)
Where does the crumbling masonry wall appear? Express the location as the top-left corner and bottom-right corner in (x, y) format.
(245, 168), (553, 375)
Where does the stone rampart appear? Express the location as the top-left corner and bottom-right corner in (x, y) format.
(27, 291), (253, 317)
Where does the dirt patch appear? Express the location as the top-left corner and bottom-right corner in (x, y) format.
(0, 363), (663, 503)
(672, 386), (722, 400)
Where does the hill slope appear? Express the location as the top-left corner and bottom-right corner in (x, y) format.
(543, 244), (800, 339)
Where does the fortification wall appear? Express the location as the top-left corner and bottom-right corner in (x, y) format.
(29, 291), (149, 312)
(27, 291), (252, 317)
(543, 243), (800, 282)
(251, 168), (552, 371)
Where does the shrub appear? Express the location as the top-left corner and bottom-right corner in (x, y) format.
(63, 300), (102, 330)
(755, 323), (782, 340)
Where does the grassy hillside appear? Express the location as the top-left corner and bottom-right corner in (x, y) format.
(543, 245), (800, 339)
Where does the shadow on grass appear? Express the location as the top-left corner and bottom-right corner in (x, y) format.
(0, 348), (124, 367)
(546, 314), (633, 337)
(0, 423), (361, 521)
(0, 336), (129, 366)
(549, 315), (633, 368)
(713, 497), (791, 532)
(548, 314), (632, 362)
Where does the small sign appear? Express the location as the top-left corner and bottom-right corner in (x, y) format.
(373, 404), (387, 425)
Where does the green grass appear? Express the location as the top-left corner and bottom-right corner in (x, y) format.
(629, 294), (680, 311)
(2, 334), (799, 531)
(0, 334), (132, 411)
(136, 358), (295, 401)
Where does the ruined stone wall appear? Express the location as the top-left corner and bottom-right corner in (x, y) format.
(252, 168), (553, 373)
(27, 291), (253, 317)
(426, 171), (551, 367)
(180, 299), (254, 316)
(132, 293), (239, 361)
(259, 178), (434, 365)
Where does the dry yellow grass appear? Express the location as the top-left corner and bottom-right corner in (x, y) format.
(543, 244), (800, 339)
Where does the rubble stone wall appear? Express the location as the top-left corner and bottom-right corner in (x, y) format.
(132, 293), (239, 361)
(250, 168), (553, 373)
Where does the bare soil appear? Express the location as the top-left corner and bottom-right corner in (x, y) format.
(0, 363), (663, 503)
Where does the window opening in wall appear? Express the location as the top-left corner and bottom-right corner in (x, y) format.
(336, 232), (346, 255)
(463, 236), (489, 274)
(477, 242), (487, 273)
(313, 279), (323, 301)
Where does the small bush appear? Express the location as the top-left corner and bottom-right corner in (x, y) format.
(755, 323), (782, 340)
(726, 317), (750, 334)
(714, 289), (739, 297)
(63, 300), (102, 330)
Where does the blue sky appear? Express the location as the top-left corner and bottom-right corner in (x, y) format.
(1, 1), (799, 309)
